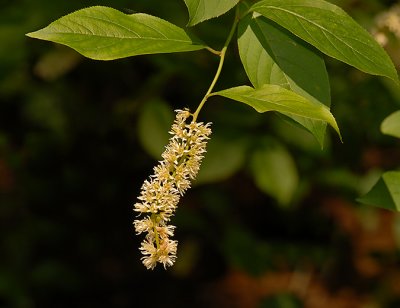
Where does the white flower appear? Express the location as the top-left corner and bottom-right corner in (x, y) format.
(133, 108), (212, 269)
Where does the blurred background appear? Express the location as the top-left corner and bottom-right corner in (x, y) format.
(1, 0), (400, 307)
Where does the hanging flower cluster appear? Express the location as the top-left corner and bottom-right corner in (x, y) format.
(133, 109), (212, 269)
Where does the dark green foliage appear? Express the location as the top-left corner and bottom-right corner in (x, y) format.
(1, 0), (400, 307)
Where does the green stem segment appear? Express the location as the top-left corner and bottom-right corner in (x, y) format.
(192, 8), (240, 122)
(205, 46), (221, 56)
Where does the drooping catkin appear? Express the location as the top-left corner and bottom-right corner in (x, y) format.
(133, 109), (211, 269)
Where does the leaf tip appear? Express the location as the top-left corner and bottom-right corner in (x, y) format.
(337, 129), (343, 143)
(323, 108), (342, 143)
(25, 31), (37, 38)
(26, 28), (47, 40)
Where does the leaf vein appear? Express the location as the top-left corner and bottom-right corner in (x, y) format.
(260, 6), (377, 67)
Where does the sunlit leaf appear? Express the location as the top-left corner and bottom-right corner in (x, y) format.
(238, 13), (330, 146)
(26, 6), (206, 60)
(381, 110), (400, 138)
(214, 84), (341, 139)
(358, 171), (400, 211)
(250, 0), (398, 83)
(184, 0), (240, 26)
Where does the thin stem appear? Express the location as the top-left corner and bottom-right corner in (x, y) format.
(206, 46), (221, 56)
(192, 7), (240, 122)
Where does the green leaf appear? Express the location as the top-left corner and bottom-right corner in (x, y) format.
(238, 13), (330, 146)
(184, 0), (240, 26)
(137, 99), (174, 159)
(251, 140), (299, 206)
(358, 171), (400, 211)
(250, 0), (398, 83)
(26, 6), (206, 60)
(381, 110), (400, 139)
(213, 84), (341, 139)
(196, 136), (246, 184)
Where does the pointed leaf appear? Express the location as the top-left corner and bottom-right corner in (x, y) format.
(250, 0), (398, 83)
(214, 84), (341, 139)
(184, 0), (240, 26)
(137, 99), (174, 159)
(26, 6), (206, 60)
(381, 110), (400, 139)
(196, 136), (246, 184)
(238, 14), (330, 146)
(358, 171), (400, 211)
(251, 140), (299, 206)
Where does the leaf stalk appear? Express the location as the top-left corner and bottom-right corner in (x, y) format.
(192, 7), (240, 121)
